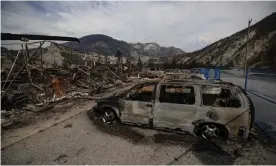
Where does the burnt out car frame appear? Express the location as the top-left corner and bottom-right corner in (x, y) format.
(88, 79), (255, 140)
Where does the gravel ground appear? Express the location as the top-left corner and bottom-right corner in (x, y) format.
(2, 110), (276, 165)
(2, 72), (276, 164)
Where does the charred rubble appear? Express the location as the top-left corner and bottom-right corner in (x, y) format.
(1, 42), (142, 129)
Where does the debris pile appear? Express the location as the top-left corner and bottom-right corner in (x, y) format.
(139, 70), (164, 79)
(1, 63), (132, 129)
(1, 40), (157, 129)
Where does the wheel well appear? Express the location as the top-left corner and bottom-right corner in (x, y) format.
(99, 107), (120, 121)
(195, 122), (229, 139)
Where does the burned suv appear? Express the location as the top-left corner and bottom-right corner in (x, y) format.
(88, 79), (255, 140)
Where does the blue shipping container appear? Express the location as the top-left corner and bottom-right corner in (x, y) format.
(214, 67), (221, 80)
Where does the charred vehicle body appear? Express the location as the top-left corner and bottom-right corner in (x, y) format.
(88, 79), (255, 140)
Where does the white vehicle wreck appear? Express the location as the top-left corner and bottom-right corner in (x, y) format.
(88, 79), (255, 140)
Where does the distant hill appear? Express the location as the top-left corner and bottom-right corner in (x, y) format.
(63, 34), (186, 60)
(176, 12), (276, 68)
(1, 34), (186, 69)
(130, 42), (184, 57)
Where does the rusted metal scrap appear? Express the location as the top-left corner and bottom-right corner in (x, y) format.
(51, 76), (67, 98)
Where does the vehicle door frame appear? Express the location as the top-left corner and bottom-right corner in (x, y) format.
(118, 81), (158, 125)
(152, 82), (202, 132)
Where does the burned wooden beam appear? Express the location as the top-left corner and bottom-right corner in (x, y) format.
(1, 33), (80, 43)
(1, 41), (46, 98)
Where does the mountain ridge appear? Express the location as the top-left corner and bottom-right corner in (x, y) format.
(2, 13), (275, 69)
(63, 34), (186, 60)
(176, 12), (276, 68)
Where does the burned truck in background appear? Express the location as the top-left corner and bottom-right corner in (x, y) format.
(88, 79), (255, 140)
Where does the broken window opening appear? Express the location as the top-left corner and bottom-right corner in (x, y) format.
(126, 83), (155, 102)
(159, 85), (195, 105)
(201, 86), (241, 108)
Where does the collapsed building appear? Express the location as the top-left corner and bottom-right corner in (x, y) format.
(1, 33), (141, 129)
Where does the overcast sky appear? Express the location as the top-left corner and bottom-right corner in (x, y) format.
(1, 1), (276, 52)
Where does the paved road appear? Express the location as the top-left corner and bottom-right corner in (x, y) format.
(2, 110), (276, 165)
(222, 70), (276, 101)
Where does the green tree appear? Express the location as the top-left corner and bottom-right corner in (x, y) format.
(147, 59), (154, 69)
(171, 56), (177, 69)
(163, 58), (170, 69)
(125, 58), (131, 72)
(137, 57), (143, 71)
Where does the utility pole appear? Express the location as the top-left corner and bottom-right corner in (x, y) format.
(220, 53), (223, 68)
(244, 19), (252, 90)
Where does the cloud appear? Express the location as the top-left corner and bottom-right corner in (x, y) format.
(198, 34), (214, 44)
(1, 1), (276, 52)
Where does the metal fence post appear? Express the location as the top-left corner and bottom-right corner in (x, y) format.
(244, 19), (252, 90)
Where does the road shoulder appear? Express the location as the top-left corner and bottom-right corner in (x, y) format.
(1, 99), (96, 149)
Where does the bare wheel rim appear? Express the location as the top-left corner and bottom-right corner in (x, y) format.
(202, 124), (220, 138)
(101, 111), (115, 124)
